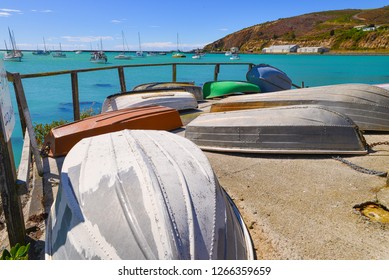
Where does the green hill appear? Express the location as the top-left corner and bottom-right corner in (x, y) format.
(203, 6), (389, 53)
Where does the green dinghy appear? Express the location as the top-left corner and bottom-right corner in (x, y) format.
(203, 80), (260, 99)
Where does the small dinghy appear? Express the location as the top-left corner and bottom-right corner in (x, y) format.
(45, 130), (254, 260)
(101, 88), (198, 113)
(210, 83), (389, 132)
(133, 82), (203, 101)
(185, 105), (367, 155)
(203, 80), (260, 99)
(246, 64), (292, 92)
(44, 106), (182, 157)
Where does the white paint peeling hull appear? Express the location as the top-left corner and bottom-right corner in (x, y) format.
(101, 90), (198, 112)
(45, 130), (253, 260)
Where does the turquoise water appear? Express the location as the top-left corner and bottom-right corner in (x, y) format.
(3, 52), (389, 166)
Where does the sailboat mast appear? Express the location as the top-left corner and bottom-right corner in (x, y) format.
(138, 32), (142, 53)
(8, 27), (16, 50)
(43, 37), (47, 52)
(176, 33), (179, 52)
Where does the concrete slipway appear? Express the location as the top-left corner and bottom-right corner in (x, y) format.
(1, 102), (389, 260)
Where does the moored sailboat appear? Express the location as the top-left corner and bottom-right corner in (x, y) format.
(52, 43), (66, 58)
(114, 31), (132, 60)
(90, 39), (107, 64)
(32, 37), (50, 55)
(172, 33), (186, 58)
(3, 28), (22, 62)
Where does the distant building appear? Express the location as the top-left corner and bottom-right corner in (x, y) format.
(262, 44), (299, 53)
(297, 46), (329, 54)
(354, 25), (378, 31)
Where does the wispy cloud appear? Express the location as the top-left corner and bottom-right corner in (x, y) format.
(219, 28), (229, 32)
(31, 9), (53, 13)
(62, 36), (114, 43)
(0, 8), (22, 17)
(0, 12), (11, 17)
(0, 8), (21, 13)
(111, 18), (127, 24)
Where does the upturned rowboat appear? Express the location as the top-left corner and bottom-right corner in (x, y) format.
(210, 83), (389, 132)
(101, 88), (198, 113)
(185, 105), (367, 155)
(246, 64), (292, 92)
(133, 82), (203, 101)
(202, 80), (260, 99)
(44, 105), (182, 157)
(45, 130), (254, 260)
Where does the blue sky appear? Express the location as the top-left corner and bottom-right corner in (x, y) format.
(1, 0), (388, 51)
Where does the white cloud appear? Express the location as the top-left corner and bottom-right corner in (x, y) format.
(0, 8), (22, 16)
(62, 36), (114, 43)
(219, 28), (229, 32)
(0, 8), (21, 13)
(31, 9), (53, 13)
(111, 19), (121, 23)
(0, 12), (11, 17)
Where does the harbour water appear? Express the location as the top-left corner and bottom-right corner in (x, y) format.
(3, 51), (389, 166)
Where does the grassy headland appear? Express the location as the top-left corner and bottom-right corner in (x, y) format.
(203, 6), (389, 53)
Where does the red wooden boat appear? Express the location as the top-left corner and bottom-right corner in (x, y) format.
(44, 105), (183, 157)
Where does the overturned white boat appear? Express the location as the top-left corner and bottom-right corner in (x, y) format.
(185, 105), (368, 155)
(45, 130), (254, 260)
(101, 88), (198, 113)
(210, 83), (389, 132)
(133, 82), (203, 101)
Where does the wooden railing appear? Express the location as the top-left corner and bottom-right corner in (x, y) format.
(8, 62), (255, 121)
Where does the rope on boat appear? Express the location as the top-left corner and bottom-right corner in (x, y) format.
(332, 141), (389, 177)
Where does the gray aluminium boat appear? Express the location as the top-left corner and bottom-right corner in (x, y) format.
(210, 83), (389, 132)
(45, 130), (254, 260)
(185, 105), (367, 155)
(101, 88), (198, 113)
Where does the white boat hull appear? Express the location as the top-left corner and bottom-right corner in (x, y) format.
(45, 130), (253, 259)
(102, 89), (198, 112)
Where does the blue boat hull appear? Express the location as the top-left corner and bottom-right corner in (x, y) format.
(246, 64), (292, 92)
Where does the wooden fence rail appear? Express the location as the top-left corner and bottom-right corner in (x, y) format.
(9, 62), (254, 121)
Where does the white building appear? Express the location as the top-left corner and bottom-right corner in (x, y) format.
(262, 44), (299, 53)
(297, 46), (329, 53)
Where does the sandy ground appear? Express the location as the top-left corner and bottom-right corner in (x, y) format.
(204, 135), (389, 259)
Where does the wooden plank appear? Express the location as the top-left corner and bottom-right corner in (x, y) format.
(11, 73), (43, 176)
(8, 72), (27, 136)
(0, 114), (25, 247)
(16, 129), (31, 195)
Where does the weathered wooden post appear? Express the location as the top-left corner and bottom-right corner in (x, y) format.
(10, 73), (43, 176)
(214, 64), (220, 81)
(0, 61), (26, 246)
(71, 71), (80, 121)
(172, 64), (177, 82)
(118, 67), (126, 93)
